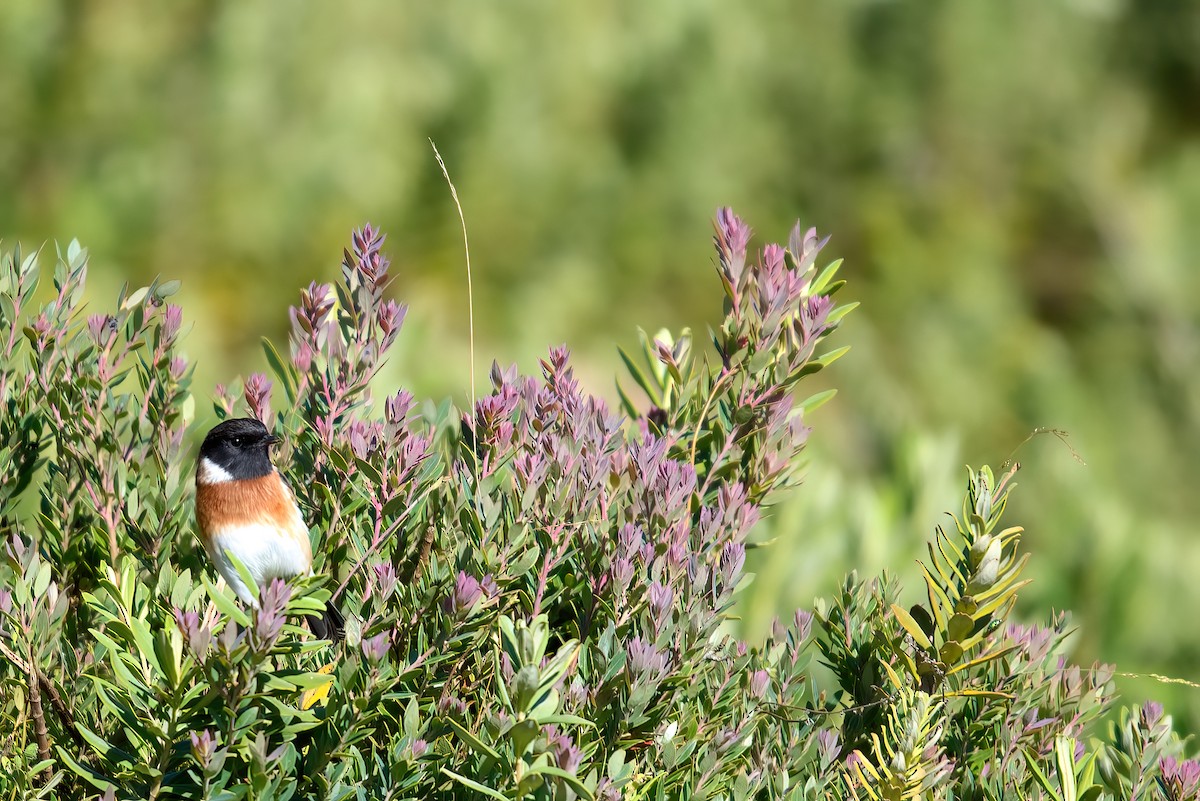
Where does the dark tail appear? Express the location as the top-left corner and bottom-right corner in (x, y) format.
(307, 600), (345, 643)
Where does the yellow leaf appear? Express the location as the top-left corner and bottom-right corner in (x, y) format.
(299, 661), (336, 710)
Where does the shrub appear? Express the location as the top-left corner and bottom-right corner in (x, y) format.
(0, 214), (1195, 799)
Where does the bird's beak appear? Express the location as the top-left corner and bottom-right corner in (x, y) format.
(264, 434), (281, 446)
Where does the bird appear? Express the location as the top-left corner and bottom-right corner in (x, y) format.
(194, 417), (344, 642)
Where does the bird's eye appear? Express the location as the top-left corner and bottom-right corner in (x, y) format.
(231, 437), (243, 447)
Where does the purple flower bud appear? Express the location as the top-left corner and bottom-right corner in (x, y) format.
(626, 637), (669, 682)
(376, 300), (407, 344)
(243, 373), (273, 423)
(0, 589), (11, 616)
(559, 746), (583, 774)
(665, 540), (689, 572)
(442, 571), (482, 617)
(609, 557), (635, 591)
(761, 243), (786, 276)
(252, 578), (291, 650)
(544, 726), (584, 773)
(385, 389), (415, 425)
(218, 618), (241, 652)
(800, 294), (833, 342)
(787, 222), (830, 272)
(566, 680), (589, 707)
(719, 542), (746, 589)
(348, 419), (382, 460)
(348, 224), (390, 287)
(653, 338), (676, 369)
(547, 345), (570, 374)
(303, 282), (334, 320)
(168, 356), (189, 381)
(371, 563), (398, 601)
(162, 304), (183, 344)
(6, 535), (26, 564)
(86, 314), (116, 346)
(480, 574), (498, 599)
(292, 282), (335, 344)
(618, 524), (643, 558)
(1160, 756), (1200, 799)
(362, 632), (391, 664)
(793, 609), (814, 643)
(749, 669), (770, 699)
(647, 581), (674, 619)
(190, 729), (218, 768)
(174, 606), (212, 659)
(714, 727), (741, 752)
(489, 360), (518, 390)
(437, 695), (468, 717)
(293, 342), (314, 373)
(410, 739), (428, 758)
(715, 208), (752, 288)
(1141, 701), (1164, 730)
(816, 729), (840, 764)
(596, 779), (622, 801)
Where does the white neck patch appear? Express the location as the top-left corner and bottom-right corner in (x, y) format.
(197, 457), (234, 485)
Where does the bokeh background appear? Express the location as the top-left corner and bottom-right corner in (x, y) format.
(3, 1), (1200, 729)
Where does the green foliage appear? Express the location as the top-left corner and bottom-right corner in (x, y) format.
(4, 0), (1200, 733)
(1, 215), (1198, 799)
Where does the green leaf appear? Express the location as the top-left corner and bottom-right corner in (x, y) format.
(77, 722), (138, 769)
(529, 764), (595, 800)
(825, 301), (859, 326)
(808, 259), (844, 295)
(403, 698), (420, 739)
(607, 749), (627, 779)
(812, 345), (850, 370)
(938, 641), (963, 665)
(537, 640), (580, 695)
(155, 279), (182, 298)
(510, 718), (539, 758)
(55, 746), (116, 792)
(1055, 736), (1078, 801)
(444, 717), (500, 760)
(31, 561), (51, 598)
(493, 651), (513, 712)
(512, 665), (540, 713)
(890, 604), (932, 650)
(797, 389), (837, 415)
(202, 574), (251, 626)
(617, 345), (663, 408)
(440, 768), (510, 801)
(128, 617), (164, 679)
(1024, 748), (1063, 801)
(535, 713), (597, 728)
(528, 687), (560, 721)
(226, 550), (260, 606)
(262, 337), (298, 404)
(946, 612), (973, 642)
(498, 615), (520, 664)
(946, 645), (1017, 676)
(122, 287), (149, 310)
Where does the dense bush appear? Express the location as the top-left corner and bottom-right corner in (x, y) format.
(1, 214), (1196, 799)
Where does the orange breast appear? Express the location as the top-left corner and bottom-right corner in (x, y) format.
(195, 473), (313, 563)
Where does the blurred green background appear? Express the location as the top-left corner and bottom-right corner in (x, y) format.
(4, 1), (1200, 728)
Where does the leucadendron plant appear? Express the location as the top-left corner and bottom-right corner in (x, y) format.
(0, 213), (1196, 800)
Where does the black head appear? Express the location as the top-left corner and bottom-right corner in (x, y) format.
(197, 417), (279, 482)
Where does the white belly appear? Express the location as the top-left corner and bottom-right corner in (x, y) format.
(210, 524), (310, 606)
